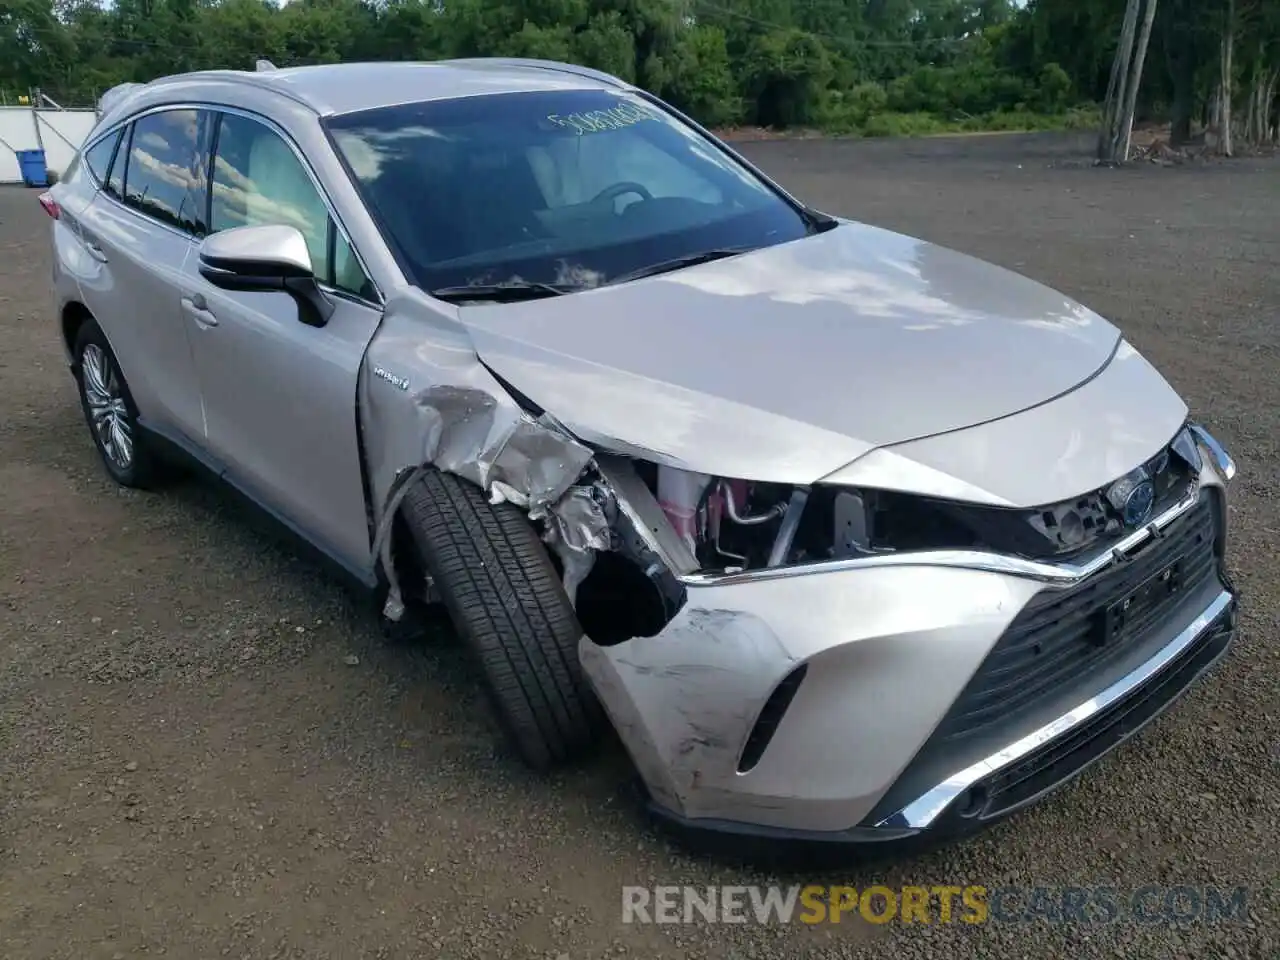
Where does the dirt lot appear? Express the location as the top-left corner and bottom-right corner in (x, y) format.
(1, 132), (1277, 959)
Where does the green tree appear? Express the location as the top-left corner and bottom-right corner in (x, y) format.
(5, 0), (1273, 144)
(741, 28), (832, 126)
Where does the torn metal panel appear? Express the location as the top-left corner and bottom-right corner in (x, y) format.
(369, 463), (430, 621)
(362, 289), (596, 520)
(547, 483), (613, 552)
(542, 483), (613, 605)
(411, 384), (594, 519)
(359, 287), (601, 617)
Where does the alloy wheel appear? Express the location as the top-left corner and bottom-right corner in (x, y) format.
(81, 342), (134, 471)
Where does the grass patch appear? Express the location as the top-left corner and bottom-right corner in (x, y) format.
(815, 104), (1102, 139)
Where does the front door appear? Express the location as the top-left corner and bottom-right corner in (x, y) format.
(182, 109), (383, 579)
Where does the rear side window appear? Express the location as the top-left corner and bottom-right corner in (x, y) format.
(83, 129), (122, 186)
(120, 109), (205, 234)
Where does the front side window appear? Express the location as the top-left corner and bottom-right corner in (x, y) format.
(210, 113), (372, 299)
(325, 89), (814, 294)
(83, 128), (122, 186)
(120, 109), (204, 233)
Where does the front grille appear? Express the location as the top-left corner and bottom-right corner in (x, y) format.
(973, 605), (1233, 820)
(861, 429), (1198, 559)
(861, 492), (1223, 827)
(933, 496), (1218, 747)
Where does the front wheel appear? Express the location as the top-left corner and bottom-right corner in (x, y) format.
(400, 470), (602, 770)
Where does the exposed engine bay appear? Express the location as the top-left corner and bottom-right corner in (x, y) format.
(547, 432), (1200, 647)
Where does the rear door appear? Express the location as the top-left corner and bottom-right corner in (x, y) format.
(74, 108), (212, 448)
(181, 108), (383, 578)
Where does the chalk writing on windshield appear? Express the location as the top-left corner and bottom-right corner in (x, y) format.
(546, 104), (656, 135)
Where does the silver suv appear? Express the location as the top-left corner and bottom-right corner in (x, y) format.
(45, 58), (1239, 852)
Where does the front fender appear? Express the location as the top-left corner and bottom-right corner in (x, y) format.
(359, 287), (601, 616)
(360, 287), (595, 524)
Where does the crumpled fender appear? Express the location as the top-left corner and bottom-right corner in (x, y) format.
(359, 287), (609, 617)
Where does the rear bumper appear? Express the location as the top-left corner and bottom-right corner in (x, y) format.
(646, 584), (1236, 856)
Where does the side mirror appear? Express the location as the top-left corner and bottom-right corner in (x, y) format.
(198, 224), (334, 328)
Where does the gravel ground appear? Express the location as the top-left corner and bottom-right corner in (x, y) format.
(1, 132), (1276, 959)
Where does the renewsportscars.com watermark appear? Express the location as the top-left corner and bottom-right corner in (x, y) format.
(622, 885), (1251, 926)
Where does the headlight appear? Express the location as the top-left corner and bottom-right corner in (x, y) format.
(640, 424), (1207, 576)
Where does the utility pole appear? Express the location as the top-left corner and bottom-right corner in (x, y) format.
(31, 88), (46, 153)
(1120, 0), (1161, 161)
(1098, 0), (1142, 162)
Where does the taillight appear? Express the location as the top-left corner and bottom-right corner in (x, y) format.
(38, 192), (60, 219)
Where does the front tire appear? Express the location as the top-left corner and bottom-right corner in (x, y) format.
(401, 470), (601, 770)
(73, 319), (160, 489)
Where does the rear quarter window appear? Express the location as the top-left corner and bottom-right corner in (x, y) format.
(106, 126), (129, 199)
(83, 128), (123, 186)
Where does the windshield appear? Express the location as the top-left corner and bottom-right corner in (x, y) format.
(324, 89), (814, 294)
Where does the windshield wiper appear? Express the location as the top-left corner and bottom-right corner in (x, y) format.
(606, 246), (755, 286)
(429, 280), (576, 303)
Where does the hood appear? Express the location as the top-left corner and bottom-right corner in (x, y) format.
(459, 221), (1122, 484)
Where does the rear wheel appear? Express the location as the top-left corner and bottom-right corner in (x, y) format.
(73, 319), (161, 488)
(401, 470), (601, 770)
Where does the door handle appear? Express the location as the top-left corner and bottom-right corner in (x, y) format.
(181, 295), (218, 328)
(84, 240), (108, 263)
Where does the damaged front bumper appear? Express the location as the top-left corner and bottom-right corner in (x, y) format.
(360, 297), (1239, 852)
(582, 471), (1238, 851)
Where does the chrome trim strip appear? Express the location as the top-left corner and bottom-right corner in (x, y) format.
(679, 486), (1202, 587)
(1189, 423), (1236, 482)
(876, 588), (1233, 829)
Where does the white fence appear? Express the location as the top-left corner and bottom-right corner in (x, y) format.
(0, 107), (99, 184)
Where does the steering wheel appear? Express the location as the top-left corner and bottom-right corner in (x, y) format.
(591, 181), (654, 209)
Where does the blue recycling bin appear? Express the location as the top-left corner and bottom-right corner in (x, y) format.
(16, 149), (48, 187)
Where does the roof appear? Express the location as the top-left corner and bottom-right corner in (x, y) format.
(145, 59), (629, 117)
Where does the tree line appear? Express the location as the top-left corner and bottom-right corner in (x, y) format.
(2, 0), (1277, 146)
